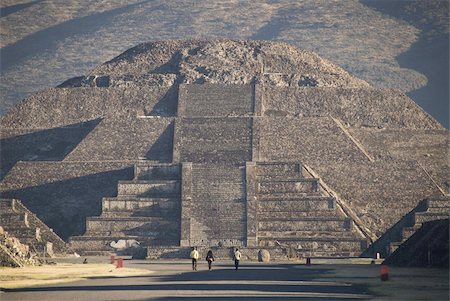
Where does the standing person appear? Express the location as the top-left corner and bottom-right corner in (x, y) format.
(206, 249), (214, 271)
(234, 248), (242, 270)
(190, 247), (199, 271)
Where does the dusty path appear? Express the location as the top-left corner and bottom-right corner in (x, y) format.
(1, 259), (448, 300)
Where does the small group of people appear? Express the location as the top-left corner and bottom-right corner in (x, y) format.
(190, 247), (242, 271)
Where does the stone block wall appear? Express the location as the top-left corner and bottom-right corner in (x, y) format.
(179, 84), (254, 117)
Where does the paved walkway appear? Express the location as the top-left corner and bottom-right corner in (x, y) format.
(2, 259), (448, 300)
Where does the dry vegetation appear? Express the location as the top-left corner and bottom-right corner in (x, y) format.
(0, 263), (153, 289)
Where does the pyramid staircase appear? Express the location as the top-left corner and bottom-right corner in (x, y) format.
(254, 162), (368, 257)
(0, 199), (67, 257)
(70, 163), (181, 255)
(389, 195), (450, 254)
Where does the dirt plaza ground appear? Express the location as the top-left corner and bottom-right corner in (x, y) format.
(1, 257), (448, 301)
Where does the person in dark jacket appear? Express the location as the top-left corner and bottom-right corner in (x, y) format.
(206, 249), (214, 271)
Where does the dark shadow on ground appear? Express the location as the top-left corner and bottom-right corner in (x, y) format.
(0, 118), (102, 180)
(0, 0), (42, 18)
(4, 264), (371, 301)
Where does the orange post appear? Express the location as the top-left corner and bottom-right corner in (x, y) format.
(380, 265), (389, 281)
(117, 257), (123, 268)
(110, 255), (115, 264)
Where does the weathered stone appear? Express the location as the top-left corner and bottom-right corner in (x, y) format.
(258, 249), (270, 262)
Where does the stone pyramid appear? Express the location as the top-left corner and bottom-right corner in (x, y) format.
(1, 40), (448, 258)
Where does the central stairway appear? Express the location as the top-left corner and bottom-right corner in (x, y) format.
(70, 163), (181, 255)
(254, 162), (368, 257)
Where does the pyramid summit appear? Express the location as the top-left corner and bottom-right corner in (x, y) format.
(1, 40), (448, 259)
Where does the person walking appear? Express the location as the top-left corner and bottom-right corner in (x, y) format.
(234, 248), (242, 270)
(206, 249), (214, 271)
(190, 247), (199, 271)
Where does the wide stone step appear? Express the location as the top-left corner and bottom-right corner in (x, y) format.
(69, 235), (170, 252)
(258, 237), (367, 252)
(426, 196), (450, 208)
(100, 210), (179, 218)
(85, 217), (177, 236)
(258, 218), (353, 232)
(258, 230), (361, 239)
(257, 197), (335, 211)
(3, 227), (40, 240)
(134, 164), (181, 181)
(102, 197), (179, 212)
(414, 212), (449, 223)
(258, 179), (318, 194)
(256, 162), (303, 181)
(426, 198), (450, 213)
(117, 180), (180, 197)
(0, 212), (28, 224)
(0, 199), (16, 210)
(401, 226), (420, 241)
(257, 210), (342, 219)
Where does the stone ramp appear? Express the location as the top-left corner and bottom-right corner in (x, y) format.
(188, 164), (247, 246)
(70, 163), (181, 254)
(179, 84), (254, 117)
(176, 117), (252, 163)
